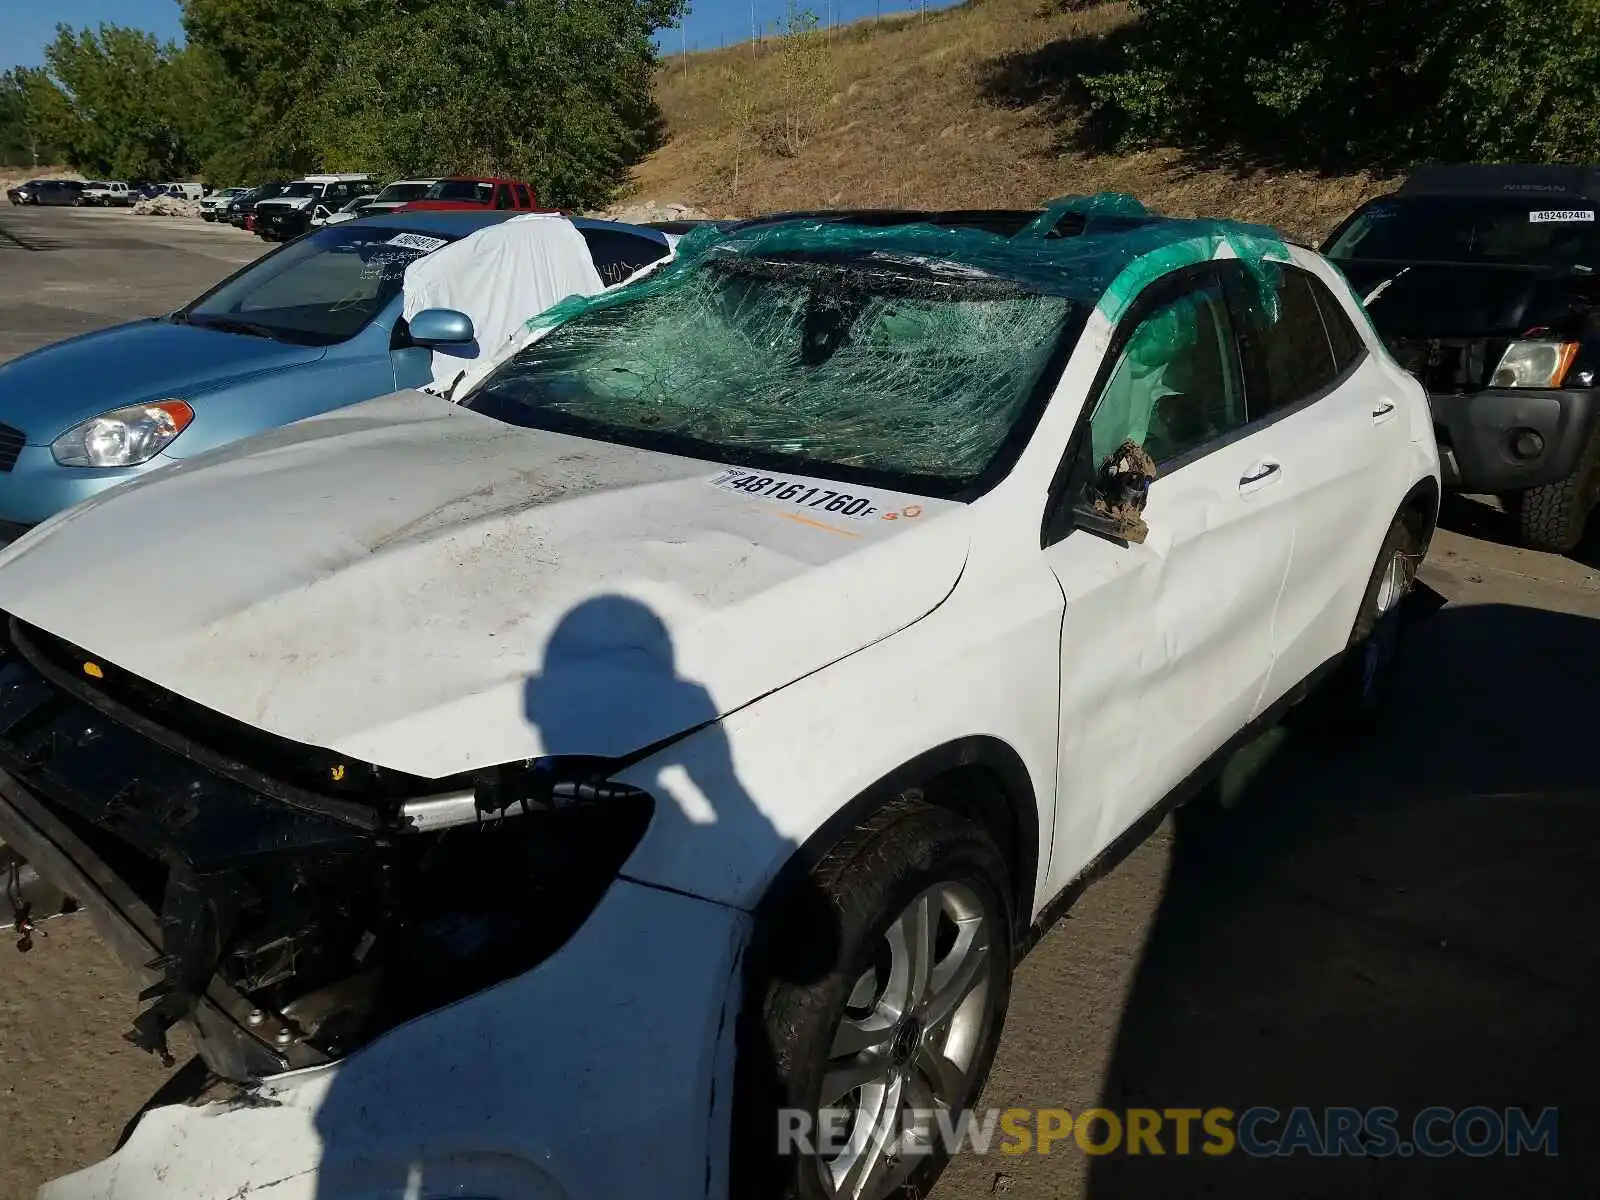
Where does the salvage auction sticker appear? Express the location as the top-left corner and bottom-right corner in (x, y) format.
(707, 468), (918, 522)
(386, 232), (450, 251)
(1529, 210), (1595, 223)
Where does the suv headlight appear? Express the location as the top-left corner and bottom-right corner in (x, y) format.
(1491, 340), (1580, 389)
(51, 399), (194, 467)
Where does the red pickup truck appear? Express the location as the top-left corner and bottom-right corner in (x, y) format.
(396, 177), (542, 212)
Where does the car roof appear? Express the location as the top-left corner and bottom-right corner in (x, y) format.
(1396, 163), (1600, 204)
(347, 210), (671, 246)
(723, 206), (1169, 239)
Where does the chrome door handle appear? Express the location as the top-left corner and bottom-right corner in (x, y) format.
(1238, 461), (1281, 492)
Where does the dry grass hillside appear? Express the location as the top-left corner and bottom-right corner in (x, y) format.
(632, 0), (1394, 243)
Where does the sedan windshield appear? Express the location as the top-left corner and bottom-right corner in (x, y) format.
(182, 224), (452, 345)
(1326, 197), (1600, 269)
(463, 255), (1079, 491)
(425, 179), (492, 203)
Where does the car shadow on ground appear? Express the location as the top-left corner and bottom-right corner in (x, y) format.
(1085, 600), (1600, 1197)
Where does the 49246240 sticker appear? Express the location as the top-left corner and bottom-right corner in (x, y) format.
(707, 469), (922, 523)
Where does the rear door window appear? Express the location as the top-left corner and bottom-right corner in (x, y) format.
(1230, 265), (1340, 419)
(514, 184), (531, 208)
(494, 186), (514, 210)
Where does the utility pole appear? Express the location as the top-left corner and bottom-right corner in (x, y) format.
(751, 0), (758, 58)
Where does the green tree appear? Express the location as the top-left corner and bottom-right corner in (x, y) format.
(1086, 0), (1600, 166)
(180, 0), (400, 176)
(310, 0), (684, 210)
(29, 24), (223, 180)
(0, 68), (68, 168)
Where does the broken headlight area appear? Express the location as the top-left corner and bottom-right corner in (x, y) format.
(0, 616), (653, 1080)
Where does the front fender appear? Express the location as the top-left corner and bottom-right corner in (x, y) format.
(612, 528), (1065, 917)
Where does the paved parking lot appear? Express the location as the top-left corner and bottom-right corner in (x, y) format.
(2, 204), (1599, 1200)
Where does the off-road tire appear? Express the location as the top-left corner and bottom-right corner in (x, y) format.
(1289, 514), (1422, 734)
(735, 795), (1014, 1200)
(1513, 431), (1600, 554)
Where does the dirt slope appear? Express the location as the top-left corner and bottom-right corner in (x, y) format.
(633, 0), (1392, 243)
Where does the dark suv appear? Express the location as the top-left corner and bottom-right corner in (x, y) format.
(5, 179), (84, 207)
(1324, 164), (1600, 552)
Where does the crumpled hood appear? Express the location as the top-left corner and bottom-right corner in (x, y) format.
(0, 391), (969, 778)
(0, 319), (325, 442)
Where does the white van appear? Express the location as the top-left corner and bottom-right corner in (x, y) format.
(163, 182), (206, 201)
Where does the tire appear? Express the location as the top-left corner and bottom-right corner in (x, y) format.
(1289, 513), (1422, 734)
(738, 796), (1014, 1200)
(1512, 430), (1600, 553)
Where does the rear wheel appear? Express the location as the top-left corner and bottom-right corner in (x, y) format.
(739, 796), (1013, 1200)
(1513, 430), (1600, 554)
(1290, 514), (1421, 733)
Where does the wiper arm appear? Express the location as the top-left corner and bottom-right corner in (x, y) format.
(187, 315), (281, 340)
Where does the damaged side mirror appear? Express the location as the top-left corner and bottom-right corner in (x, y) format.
(1071, 439), (1156, 545)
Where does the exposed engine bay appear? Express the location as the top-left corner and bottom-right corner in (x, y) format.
(0, 614), (652, 1082)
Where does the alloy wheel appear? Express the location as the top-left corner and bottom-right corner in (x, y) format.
(814, 881), (997, 1200)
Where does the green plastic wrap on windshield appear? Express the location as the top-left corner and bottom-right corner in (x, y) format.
(477, 197), (1294, 483)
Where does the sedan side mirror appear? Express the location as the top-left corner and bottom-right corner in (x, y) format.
(408, 308), (475, 347)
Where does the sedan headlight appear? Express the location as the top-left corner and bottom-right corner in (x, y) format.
(1491, 340), (1580, 389)
(51, 399), (194, 467)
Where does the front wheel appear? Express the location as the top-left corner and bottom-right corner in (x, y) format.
(1512, 430), (1600, 554)
(740, 796), (1014, 1200)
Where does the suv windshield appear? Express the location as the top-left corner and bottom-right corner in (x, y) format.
(1326, 196), (1600, 269)
(425, 179), (492, 203)
(280, 182), (318, 199)
(182, 223), (453, 345)
(463, 255), (1079, 491)
(375, 182), (433, 203)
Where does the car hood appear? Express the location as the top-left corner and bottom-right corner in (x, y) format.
(0, 390), (969, 778)
(1334, 259), (1600, 339)
(0, 319), (326, 441)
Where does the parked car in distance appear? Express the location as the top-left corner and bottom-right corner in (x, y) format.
(398, 175), (540, 212)
(0, 212), (672, 541)
(255, 174), (375, 241)
(200, 186), (250, 221)
(1326, 163), (1600, 552)
(5, 179), (84, 206)
(0, 202), (1439, 1200)
(323, 177), (441, 225)
(79, 181), (132, 207)
(161, 182), (206, 201)
(228, 181), (289, 229)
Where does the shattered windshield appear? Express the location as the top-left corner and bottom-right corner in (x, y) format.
(1326, 197), (1600, 268)
(463, 254), (1080, 490)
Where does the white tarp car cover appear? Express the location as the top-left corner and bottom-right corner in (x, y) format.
(402, 213), (605, 391)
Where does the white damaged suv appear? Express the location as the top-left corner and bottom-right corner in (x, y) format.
(0, 201), (1438, 1200)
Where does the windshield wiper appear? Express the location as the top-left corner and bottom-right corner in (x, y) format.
(186, 315), (282, 340)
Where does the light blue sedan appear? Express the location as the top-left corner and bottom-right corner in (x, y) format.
(0, 211), (672, 540)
